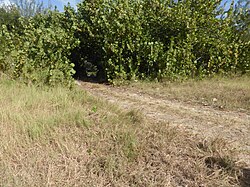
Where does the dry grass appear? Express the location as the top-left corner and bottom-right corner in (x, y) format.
(0, 77), (248, 186)
(125, 76), (250, 113)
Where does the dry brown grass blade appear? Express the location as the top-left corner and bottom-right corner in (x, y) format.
(0, 77), (248, 186)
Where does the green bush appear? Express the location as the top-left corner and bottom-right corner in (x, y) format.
(75, 0), (168, 81)
(74, 0), (249, 82)
(0, 7), (79, 86)
(1, 0), (249, 85)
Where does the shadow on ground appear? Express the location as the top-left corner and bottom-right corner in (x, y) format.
(240, 168), (250, 187)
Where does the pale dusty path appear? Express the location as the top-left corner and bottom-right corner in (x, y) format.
(77, 81), (250, 166)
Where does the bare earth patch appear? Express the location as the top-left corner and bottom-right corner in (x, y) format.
(78, 81), (250, 167)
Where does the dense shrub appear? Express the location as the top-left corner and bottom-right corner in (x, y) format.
(0, 5), (20, 28)
(0, 0), (249, 85)
(73, 0), (249, 82)
(0, 7), (79, 86)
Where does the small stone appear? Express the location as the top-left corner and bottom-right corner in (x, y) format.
(212, 98), (218, 102)
(75, 80), (81, 86)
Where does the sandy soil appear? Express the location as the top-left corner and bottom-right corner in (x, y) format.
(77, 81), (250, 167)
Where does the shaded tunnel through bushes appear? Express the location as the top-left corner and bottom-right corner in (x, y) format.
(70, 42), (107, 83)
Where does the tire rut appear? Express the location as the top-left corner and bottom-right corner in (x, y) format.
(78, 81), (250, 166)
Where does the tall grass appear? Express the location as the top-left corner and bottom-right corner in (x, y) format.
(0, 76), (245, 186)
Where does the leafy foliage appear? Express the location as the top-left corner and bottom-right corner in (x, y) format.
(233, 0), (250, 41)
(0, 7), (79, 86)
(0, 0), (249, 85)
(74, 0), (249, 82)
(0, 4), (20, 29)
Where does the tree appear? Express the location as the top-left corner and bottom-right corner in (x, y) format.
(10, 0), (51, 17)
(0, 4), (20, 29)
(233, 0), (250, 41)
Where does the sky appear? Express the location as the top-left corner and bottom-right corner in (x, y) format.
(46, 0), (81, 11)
(0, 0), (81, 11)
(0, 0), (240, 12)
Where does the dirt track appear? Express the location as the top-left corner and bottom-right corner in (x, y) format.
(77, 81), (250, 167)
